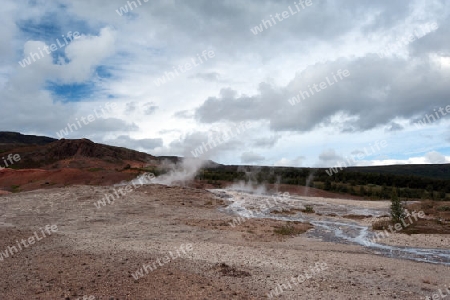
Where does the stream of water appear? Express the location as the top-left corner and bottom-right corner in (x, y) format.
(213, 188), (450, 266)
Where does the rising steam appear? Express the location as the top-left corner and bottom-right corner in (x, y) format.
(152, 157), (206, 186)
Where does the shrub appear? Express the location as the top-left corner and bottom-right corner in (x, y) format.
(11, 185), (20, 193)
(390, 188), (405, 223)
(437, 206), (450, 212)
(372, 219), (392, 230)
(303, 205), (315, 213)
(273, 222), (307, 236)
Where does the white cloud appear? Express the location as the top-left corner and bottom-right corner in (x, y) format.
(1, 0), (449, 167)
(241, 151), (265, 164)
(274, 156), (304, 167)
(425, 151), (448, 164)
(59, 27), (116, 83)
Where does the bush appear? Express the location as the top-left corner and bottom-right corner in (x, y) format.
(303, 205), (315, 213)
(11, 185), (20, 193)
(372, 220), (392, 230)
(437, 206), (450, 212)
(273, 222), (310, 236)
(390, 188), (405, 223)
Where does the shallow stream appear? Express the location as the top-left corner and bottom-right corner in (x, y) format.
(213, 188), (450, 266)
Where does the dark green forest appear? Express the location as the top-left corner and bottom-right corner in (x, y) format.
(196, 164), (450, 201)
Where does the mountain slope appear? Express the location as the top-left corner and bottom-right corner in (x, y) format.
(0, 131), (57, 145)
(0, 136), (160, 193)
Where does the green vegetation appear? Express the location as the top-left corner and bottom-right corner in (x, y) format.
(196, 165), (450, 201)
(437, 206), (450, 212)
(390, 188), (405, 223)
(273, 222), (306, 236)
(11, 185), (21, 193)
(303, 205), (315, 213)
(346, 164), (450, 180)
(129, 166), (166, 176)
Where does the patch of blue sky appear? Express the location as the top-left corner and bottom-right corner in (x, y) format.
(124, 12), (139, 21)
(17, 10), (97, 63)
(46, 81), (97, 103)
(17, 17), (61, 41)
(18, 11), (92, 38)
(95, 65), (113, 79)
(147, 47), (166, 57)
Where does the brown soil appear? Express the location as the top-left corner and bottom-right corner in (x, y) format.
(183, 218), (312, 242)
(0, 138), (158, 194)
(342, 214), (372, 220)
(0, 184), (448, 299)
(0, 168), (140, 193)
(402, 219), (450, 234)
(0, 227), (255, 299)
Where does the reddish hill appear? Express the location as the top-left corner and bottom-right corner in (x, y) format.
(0, 138), (159, 193)
(8, 138), (156, 169)
(0, 133), (371, 201)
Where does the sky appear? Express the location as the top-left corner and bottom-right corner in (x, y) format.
(1, 0), (450, 167)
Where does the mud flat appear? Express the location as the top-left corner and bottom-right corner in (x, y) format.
(0, 184), (448, 299)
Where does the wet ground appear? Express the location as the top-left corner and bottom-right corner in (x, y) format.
(215, 188), (450, 266)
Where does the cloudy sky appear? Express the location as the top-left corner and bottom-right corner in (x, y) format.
(1, 0), (450, 167)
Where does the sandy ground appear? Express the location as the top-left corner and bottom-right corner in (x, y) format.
(0, 184), (448, 299)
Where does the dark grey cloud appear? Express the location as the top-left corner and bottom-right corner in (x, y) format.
(386, 122), (403, 132)
(318, 149), (344, 166)
(3, 0), (449, 166)
(80, 0), (428, 62)
(409, 9), (450, 57)
(195, 56), (450, 133)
